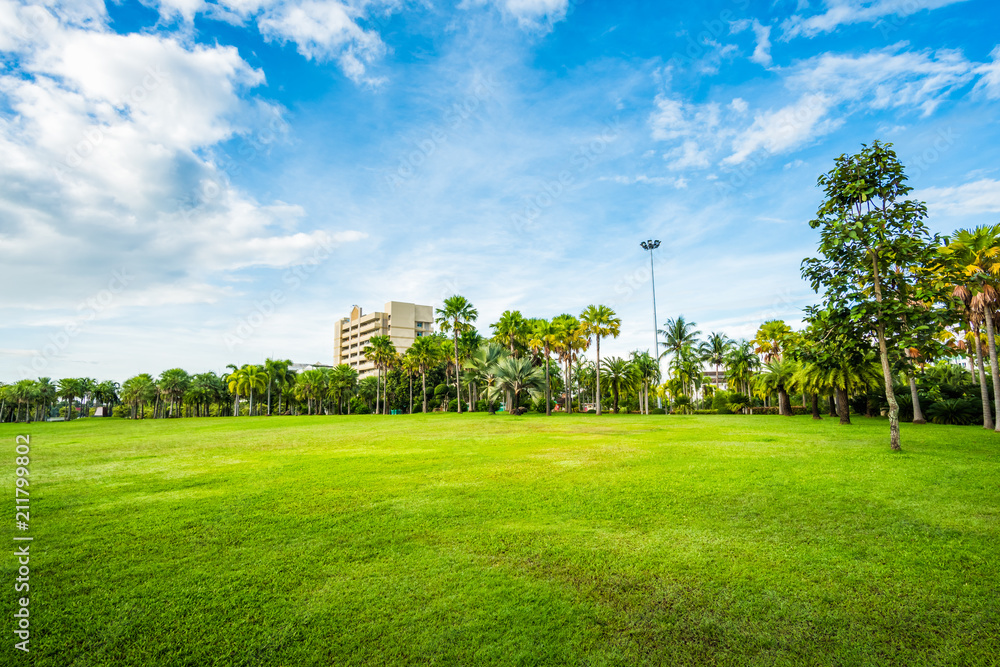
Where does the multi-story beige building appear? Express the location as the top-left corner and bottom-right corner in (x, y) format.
(333, 301), (435, 377)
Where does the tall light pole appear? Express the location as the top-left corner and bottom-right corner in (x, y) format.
(640, 239), (662, 408)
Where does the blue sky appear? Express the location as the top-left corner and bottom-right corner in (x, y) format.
(2, 0), (999, 381)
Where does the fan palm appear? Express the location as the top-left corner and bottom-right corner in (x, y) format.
(488, 356), (545, 410)
(552, 314), (587, 412)
(580, 304), (621, 416)
(753, 359), (799, 416)
(528, 319), (559, 415)
(753, 320), (793, 362)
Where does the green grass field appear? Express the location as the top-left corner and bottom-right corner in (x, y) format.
(2, 414), (998, 666)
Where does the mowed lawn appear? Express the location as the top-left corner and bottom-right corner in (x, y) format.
(2, 414), (999, 666)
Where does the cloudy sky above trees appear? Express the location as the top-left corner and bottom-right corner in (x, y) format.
(2, 0), (999, 380)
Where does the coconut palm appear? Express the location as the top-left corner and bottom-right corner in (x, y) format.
(294, 369), (327, 415)
(363, 335), (396, 415)
(121, 373), (157, 419)
(658, 316), (701, 363)
(600, 356), (635, 414)
(57, 377), (84, 421)
(580, 304), (621, 416)
(157, 368), (190, 418)
(436, 295), (479, 414)
(408, 335), (442, 413)
(699, 332), (732, 389)
(328, 364), (358, 415)
(490, 310), (531, 357)
(724, 341), (760, 408)
(35, 377), (56, 421)
(630, 351), (660, 414)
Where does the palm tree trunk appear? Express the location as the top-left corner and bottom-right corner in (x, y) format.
(908, 375), (926, 424)
(984, 312), (1000, 434)
(544, 349), (551, 416)
(828, 391), (837, 417)
(422, 371), (428, 414)
(777, 387), (792, 416)
(409, 375), (414, 414)
(267, 380), (272, 416)
(975, 324), (994, 429)
(811, 393), (821, 420)
(454, 332), (462, 414)
(595, 336), (602, 416)
(836, 384), (851, 425)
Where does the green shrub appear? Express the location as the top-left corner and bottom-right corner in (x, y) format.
(349, 397), (370, 415)
(112, 405), (130, 419)
(926, 398), (979, 425)
(447, 399), (458, 412)
(650, 408), (665, 415)
(728, 392), (750, 413)
(692, 409), (718, 415)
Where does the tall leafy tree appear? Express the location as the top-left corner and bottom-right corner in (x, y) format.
(659, 316), (701, 363)
(528, 319), (559, 415)
(600, 356), (634, 414)
(699, 332), (732, 390)
(436, 295), (479, 414)
(57, 377), (83, 421)
(552, 314), (587, 413)
(801, 140), (941, 450)
(580, 304), (621, 416)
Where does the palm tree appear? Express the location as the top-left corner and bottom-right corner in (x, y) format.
(400, 353), (418, 414)
(659, 316), (701, 363)
(436, 296), (479, 414)
(93, 380), (120, 417)
(630, 351), (660, 414)
(754, 359), (799, 416)
(528, 319), (559, 415)
(793, 362), (832, 420)
(408, 335), (442, 413)
(552, 314), (587, 413)
(490, 310), (530, 357)
(328, 364), (358, 415)
(600, 356), (634, 414)
(57, 377), (83, 421)
(699, 332), (733, 389)
(464, 342), (508, 413)
(36, 377), (56, 421)
(939, 225), (1000, 431)
(488, 356), (545, 411)
(263, 359), (292, 416)
(364, 335), (396, 415)
(724, 341), (760, 409)
(158, 369), (190, 418)
(753, 320), (793, 362)
(580, 304), (621, 416)
(295, 369), (327, 415)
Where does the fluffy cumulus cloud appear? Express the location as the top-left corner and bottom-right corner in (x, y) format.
(649, 45), (989, 168)
(0, 1), (364, 312)
(781, 0), (969, 39)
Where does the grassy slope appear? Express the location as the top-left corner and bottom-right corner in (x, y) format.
(1, 414), (998, 666)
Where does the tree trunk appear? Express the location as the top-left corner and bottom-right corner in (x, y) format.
(422, 371), (428, 414)
(454, 332), (462, 414)
(908, 375), (925, 424)
(984, 313), (1000, 434)
(595, 336), (602, 416)
(777, 386), (792, 416)
(836, 385), (851, 425)
(811, 393), (821, 420)
(544, 349), (551, 416)
(409, 375), (413, 414)
(267, 380), (272, 416)
(828, 391), (837, 417)
(870, 257), (900, 450)
(974, 325), (994, 429)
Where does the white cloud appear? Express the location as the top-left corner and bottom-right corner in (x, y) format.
(257, 1), (386, 83)
(975, 46), (1000, 99)
(650, 45), (984, 168)
(480, 0), (569, 29)
(724, 93), (839, 165)
(731, 18), (772, 67)
(142, 0), (396, 84)
(664, 140), (711, 170)
(782, 0), (969, 39)
(915, 179), (1000, 216)
(0, 4), (365, 311)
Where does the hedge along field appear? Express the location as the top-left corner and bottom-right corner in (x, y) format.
(1, 413), (998, 666)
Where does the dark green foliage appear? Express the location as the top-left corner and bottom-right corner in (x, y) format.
(650, 407), (666, 415)
(925, 398), (980, 425)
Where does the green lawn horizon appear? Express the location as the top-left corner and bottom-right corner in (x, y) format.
(3, 413), (998, 666)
